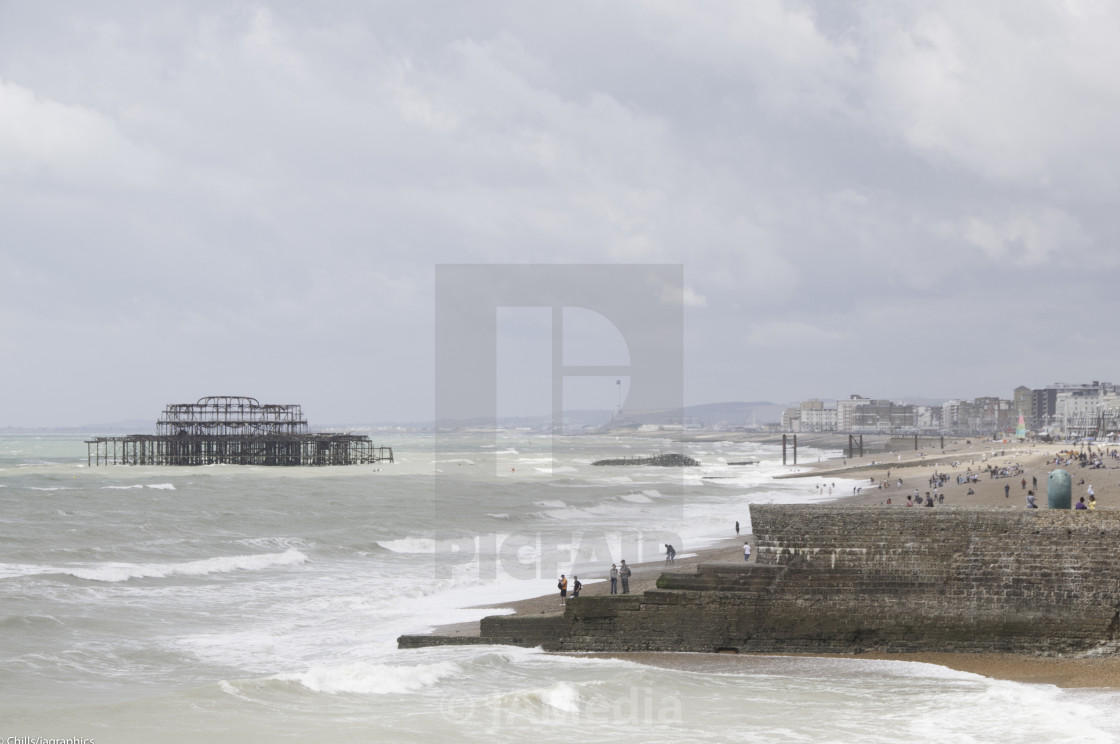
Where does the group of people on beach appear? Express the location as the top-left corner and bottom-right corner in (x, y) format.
(560, 560), (632, 603)
(557, 574), (580, 604)
(897, 491), (941, 507)
(988, 463), (1025, 479)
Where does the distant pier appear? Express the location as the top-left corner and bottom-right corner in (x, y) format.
(86, 396), (393, 467)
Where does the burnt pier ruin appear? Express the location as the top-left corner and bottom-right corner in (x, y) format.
(86, 396), (393, 467)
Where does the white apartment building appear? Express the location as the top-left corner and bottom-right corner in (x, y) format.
(800, 407), (837, 432)
(836, 395), (870, 431)
(1055, 390), (1120, 436)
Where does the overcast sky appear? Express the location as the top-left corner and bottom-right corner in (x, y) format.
(3, 1), (1119, 427)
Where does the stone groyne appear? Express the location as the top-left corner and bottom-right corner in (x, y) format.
(399, 506), (1120, 656)
(590, 453), (701, 467)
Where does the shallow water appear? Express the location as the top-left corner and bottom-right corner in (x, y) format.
(2, 432), (1118, 743)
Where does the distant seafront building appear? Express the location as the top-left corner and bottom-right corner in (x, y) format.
(785, 392), (1026, 436)
(782, 380), (1120, 437)
(777, 380), (1111, 438)
(836, 395), (870, 432)
(1051, 383), (1120, 438)
(914, 405), (941, 431)
(800, 398), (837, 432)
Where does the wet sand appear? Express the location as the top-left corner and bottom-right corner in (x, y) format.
(571, 652), (1120, 689)
(427, 437), (1120, 688)
(786, 438), (1118, 510)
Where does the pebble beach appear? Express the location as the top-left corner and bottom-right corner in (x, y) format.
(435, 436), (1120, 689)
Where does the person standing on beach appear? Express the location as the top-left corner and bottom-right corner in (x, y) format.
(571, 576), (581, 598)
(1004, 484), (1010, 499)
(735, 521), (740, 536)
(744, 542), (751, 562)
(609, 564), (618, 594)
(619, 560), (632, 593)
(558, 575), (568, 605)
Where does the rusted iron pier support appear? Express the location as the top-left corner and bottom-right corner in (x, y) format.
(782, 434), (797, 465)
(86, 396), (393, 467)
(848, 434), (863, 459)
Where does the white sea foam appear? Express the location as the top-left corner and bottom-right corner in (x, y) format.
(64, 548), (308, 582)
(618, 493), (652, 503)
(540, 682), (581, 712)
(377, 537), (437, 554)
(533, 500), (567, 508)
(0, 562), (54, 580)
(276, 660), (461, 694)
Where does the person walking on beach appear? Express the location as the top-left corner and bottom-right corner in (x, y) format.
(571, 576), (582, 598)
(558, 575), (568, 605)
(609, 563), (619, 594)
(664, 544), (676, 564)
(1004, 484), (1010, 499)
(1026, 490), (1037, 508)
(619, 560), (632, 593)
(744, 542), (751, 562)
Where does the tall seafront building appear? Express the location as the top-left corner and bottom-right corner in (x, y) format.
(781, 380), (1120, 436)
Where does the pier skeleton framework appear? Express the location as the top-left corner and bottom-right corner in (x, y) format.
(87, 396), (393, 466)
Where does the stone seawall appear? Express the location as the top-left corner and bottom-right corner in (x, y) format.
(398, 506), (1120, 656)
(746, 505), (1120, 654)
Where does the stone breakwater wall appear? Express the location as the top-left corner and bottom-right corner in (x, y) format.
(399, 506), (1120, 656)
(744, 505), (1120, 655)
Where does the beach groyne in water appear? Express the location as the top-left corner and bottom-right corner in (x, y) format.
(590, 453), (700, 467)
(400, 505), (1120, 656)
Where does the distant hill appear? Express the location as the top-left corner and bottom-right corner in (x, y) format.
(315, 402), (789, 432)
(2, 420), (155, 435)
(680, 401), (786, 427)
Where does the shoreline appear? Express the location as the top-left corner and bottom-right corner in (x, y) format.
(423, 436), (1120, 689)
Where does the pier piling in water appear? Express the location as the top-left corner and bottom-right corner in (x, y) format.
(86, 396), (393, 466)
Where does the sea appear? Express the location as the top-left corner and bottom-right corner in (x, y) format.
(3, 431), (1120, 743)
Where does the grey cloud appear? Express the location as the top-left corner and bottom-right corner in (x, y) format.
(1, 1), (1118, 426)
